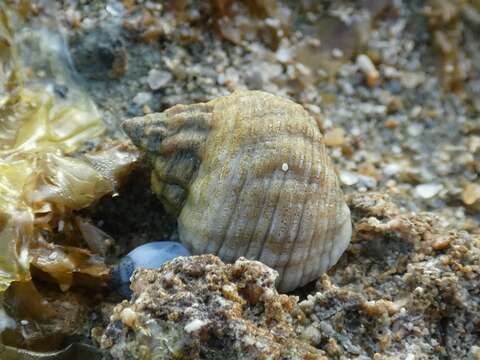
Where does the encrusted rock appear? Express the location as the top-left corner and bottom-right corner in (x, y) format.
(101, 255), (325, 360)
(296, 192), (480, 359)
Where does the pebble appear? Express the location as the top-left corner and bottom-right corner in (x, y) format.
(461, 183), (480, 206)
(383, 163), (402, 177)
(414, 183), (444, 199)
(407, 123), (423, 137)
(340, 170), (359, 186)
(324, 127), (346, 147)
(467, 135), (480, 153)
(110, 241), (191, 298)
(132, 92), (152, 105)
(384, 118), (399, 128)
(147, 69), (172, 90)
(332, 48), (344, 58)
(357, 174), (378, 189)
(358, 163), (382, 181)
(356, 54), (380, 87)
(431, 235), (452, 250)
(275, 42), (292, 63)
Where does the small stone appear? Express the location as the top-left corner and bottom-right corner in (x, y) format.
(142, 104), (152, 114)
(132, 92), (152, 105)
(400, 71), (425, 89)
(340, 170), (359, 186)
(384, 118), (399, 128)
(387, 97), (403, 113)
(467, 136), (480, 153)
(356, 54), (380, 87)
(324, 127), (345, 147)
(410, 105), (422, 118)
(106, 1), (125, 17)
(275, 40), (292, 63)
(357, 174), (378, 189)
(414, 183), (443, 199)
(332, 48), (344, 58)
(431, 236), (452, 250)
(358, 163), (382, 181)
(461, 183), (480, 205)
(383, 163), (402, 176)
(407, 123), (423, 137)
(383, 66), (400, 78)
(147, 69), (172, 90)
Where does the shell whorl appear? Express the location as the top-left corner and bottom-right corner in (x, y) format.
(123, 90), (351, 291)
(123, 103), (213, 214)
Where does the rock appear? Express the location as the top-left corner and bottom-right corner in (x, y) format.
(101, 255), (325, 360)
(356, 54), (380, 87)
(147, 69), (172, 90)
(340, 170), (359, 186)
(323, 127), (346, 147)
(295, 192), (480, 359)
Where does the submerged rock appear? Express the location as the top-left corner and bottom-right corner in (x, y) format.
(101, 255), (325, 360)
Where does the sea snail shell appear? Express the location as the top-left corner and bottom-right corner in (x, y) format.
(123, 90), (351, 292)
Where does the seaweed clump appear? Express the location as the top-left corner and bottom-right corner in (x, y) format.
(0, 1), (138, 351)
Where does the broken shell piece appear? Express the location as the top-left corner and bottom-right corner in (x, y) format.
(123, 90), (352, 292)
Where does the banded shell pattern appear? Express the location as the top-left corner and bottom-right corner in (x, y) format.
(123, 90), (351, 291)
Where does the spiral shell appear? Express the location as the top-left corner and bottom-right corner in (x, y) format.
(123, 90), (351, 291)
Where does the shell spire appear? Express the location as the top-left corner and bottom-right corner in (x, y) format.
(122, 114), (168, 154)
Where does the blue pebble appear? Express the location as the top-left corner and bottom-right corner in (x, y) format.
(111, 241), (191, 298)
